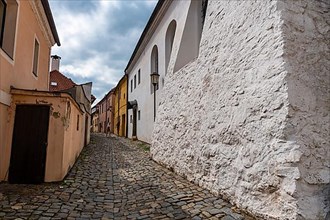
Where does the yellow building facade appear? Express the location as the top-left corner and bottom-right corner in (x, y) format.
(114, 75), (127, 137)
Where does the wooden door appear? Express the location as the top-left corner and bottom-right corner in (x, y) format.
(9, 105), (50, 184)
(132, 108), (137, 138)
(84, 115), (88, 146)
(121, 114), (125, 137)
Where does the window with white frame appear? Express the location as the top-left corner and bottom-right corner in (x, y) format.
(0, 0), (5, 42)
(0, 0), (18, 59)
(32, 39), (39, 77)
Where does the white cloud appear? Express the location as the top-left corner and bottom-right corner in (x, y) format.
(49, 0), (155, 99)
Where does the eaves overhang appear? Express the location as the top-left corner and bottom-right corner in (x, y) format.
(124, 0), (172, 74)
(41, 0), (61, 46)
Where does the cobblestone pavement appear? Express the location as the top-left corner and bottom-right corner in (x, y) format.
(0, 134), (255, 220)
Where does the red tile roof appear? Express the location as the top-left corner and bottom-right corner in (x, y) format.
(49, 70), (76, 91)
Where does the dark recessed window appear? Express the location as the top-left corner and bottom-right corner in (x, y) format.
(134, 75), (136, 89)
(131, 79), (133, 92)
(32, 39), (39, 77)
(77, 115), (79, 131)
(0, 0), (5, 45)
(138, 110), (141, 120)
(138, 69), (141, 84)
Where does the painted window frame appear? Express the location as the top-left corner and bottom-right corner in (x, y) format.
(0, 0), (18, 60)
(0, 0), (6, 46)
(32, 37), (40, 77)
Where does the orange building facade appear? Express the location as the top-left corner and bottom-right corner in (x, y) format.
(0, 0), (91, 183)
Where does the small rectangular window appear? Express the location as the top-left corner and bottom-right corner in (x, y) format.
(33, 39), (39, 76)
(131, 79), (133, 92)
(0, 0), (5, 44)
(1, 0), (18, 59)
(138, 110), (141, 120)
(138, 69), (141, 84)
(77, 115), (79, 131)
(134, 75), (136, 89)
(130, 115), (132, 123)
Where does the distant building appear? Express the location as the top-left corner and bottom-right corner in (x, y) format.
(48, 55), (93, 149)
(94, 89), (115, 134)
(114, 75), (127, 137)
(49, 57), (76, 92)
(91, 106), (99, 133)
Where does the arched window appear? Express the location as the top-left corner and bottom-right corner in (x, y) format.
(165, 20), (177, 75)
(150, 45), (159, 93)
(151, 45), (158, 74)
(174, 0), (208, 72)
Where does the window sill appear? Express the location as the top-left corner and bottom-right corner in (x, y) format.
(0, 48), (14, 65)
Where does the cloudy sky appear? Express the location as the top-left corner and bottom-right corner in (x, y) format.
(48, 0), (157, 102)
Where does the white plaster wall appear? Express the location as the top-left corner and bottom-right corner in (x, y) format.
(152, 0), (329, 219)
(127, 0), (191, 143)
(279, 0), (330, 219)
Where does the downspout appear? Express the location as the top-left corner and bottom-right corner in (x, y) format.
(105, 93), (108, 133)
(125, 73), (129, 138)
(117, 87), (120, 136)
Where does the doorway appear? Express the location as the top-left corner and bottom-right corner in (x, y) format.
(9, 105), (50, 184)
(132, 108), (137, 139)
(84, 115), (89, 146)
(121, 114), (125, 136)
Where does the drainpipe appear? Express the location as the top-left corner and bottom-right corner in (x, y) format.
(117, 87), (120, 136)
(125, 74), (128, 138)
(105, 94), (108, 134)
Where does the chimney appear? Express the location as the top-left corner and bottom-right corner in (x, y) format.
(51, 55), (61, 71)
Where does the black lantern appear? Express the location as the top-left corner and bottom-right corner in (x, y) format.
(150, 72), (160, 86)
(150, 72), (160, 121)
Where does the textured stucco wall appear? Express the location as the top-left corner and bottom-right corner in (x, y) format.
(151, 0), (329, 219)
(279, 0), (330, 219)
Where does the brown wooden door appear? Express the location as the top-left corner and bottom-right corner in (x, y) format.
(132, 108), (137, 138)
(121, 114), (125, 137)
(9, 105), (50, 184)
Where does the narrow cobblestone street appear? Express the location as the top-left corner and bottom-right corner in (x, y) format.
(0, 134), (254, 220)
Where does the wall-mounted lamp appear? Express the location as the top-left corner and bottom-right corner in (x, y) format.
(150, 72), (160, 121)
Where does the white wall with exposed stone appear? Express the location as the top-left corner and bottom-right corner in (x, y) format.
(151, 0), (329, 219)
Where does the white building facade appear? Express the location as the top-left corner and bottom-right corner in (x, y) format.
(152, 0), (330, 219)
(126, 0), (207, 143)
